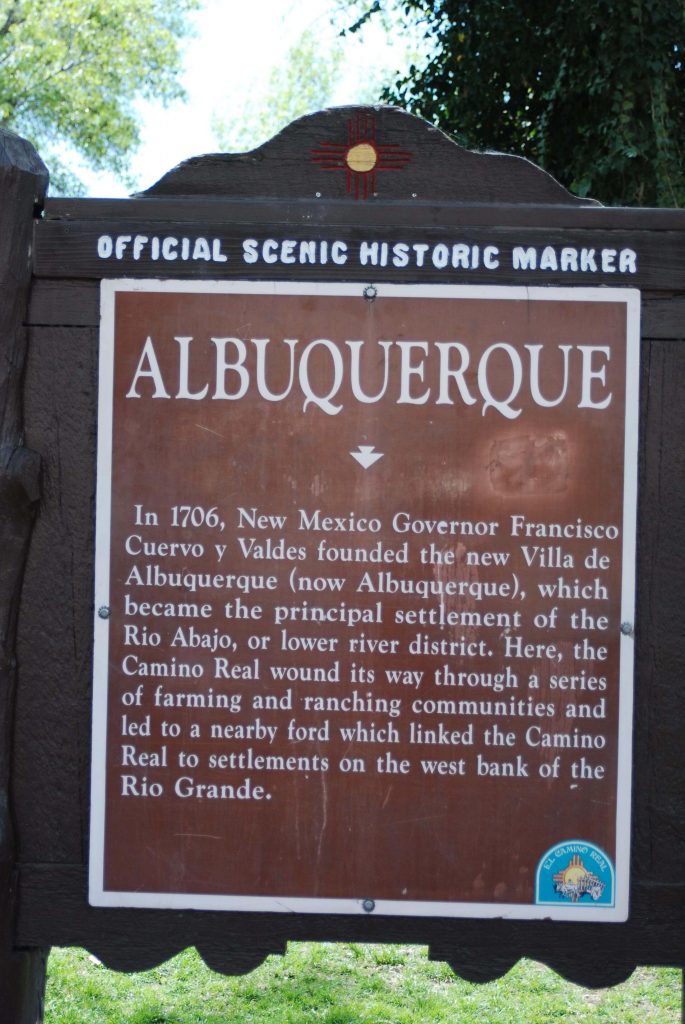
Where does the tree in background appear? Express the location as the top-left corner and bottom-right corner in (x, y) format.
(0, 0), (198, 193)
(213, 28), (344, 152)
(212, 20), (408, 154)
(347, 0), (685, 206)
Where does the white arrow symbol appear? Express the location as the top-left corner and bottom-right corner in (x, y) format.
(350, 445), (384, 469)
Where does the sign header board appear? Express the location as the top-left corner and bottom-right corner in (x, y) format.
(90, 280), (639, 921)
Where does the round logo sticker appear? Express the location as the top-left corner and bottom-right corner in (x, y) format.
(535, 841), (615, 907)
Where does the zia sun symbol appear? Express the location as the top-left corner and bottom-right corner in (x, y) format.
(553, 854), (605, 903)
(311, 112), (412, 199)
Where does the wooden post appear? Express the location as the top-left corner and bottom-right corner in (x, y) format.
(0, 129), (49, 1023)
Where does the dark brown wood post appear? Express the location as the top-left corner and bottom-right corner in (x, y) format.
(0, 129), (49, 1023)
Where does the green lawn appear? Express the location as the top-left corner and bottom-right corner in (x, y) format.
(45, 943), (681, 1024)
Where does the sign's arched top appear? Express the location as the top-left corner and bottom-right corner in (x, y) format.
(140, 105), (594, 206)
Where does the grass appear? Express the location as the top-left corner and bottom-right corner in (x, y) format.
(45, 942), (681, 1024)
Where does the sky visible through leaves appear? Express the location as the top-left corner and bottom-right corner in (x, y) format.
(81, 0), (420, 197)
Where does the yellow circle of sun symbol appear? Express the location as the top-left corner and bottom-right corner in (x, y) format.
(560, 863), (589, 885)
(346, 142), (377, 173)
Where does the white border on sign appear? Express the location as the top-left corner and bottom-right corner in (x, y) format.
(89, 280), (640, 922)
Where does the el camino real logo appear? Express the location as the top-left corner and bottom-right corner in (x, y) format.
(535, 841), (615, 907)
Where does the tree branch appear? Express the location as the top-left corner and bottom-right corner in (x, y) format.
(0, 1), (24, 39)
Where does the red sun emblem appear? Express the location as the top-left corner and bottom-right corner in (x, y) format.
(311, 112), (412, 199)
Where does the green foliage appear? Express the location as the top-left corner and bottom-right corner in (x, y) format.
(213, 28), (345, 153)
(349, 0), (685, 206)
(45, 943), (682, 1024)
(0, 0), (198, 192)
(212, 10), (422, 155)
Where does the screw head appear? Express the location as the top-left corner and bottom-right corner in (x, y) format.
(362, 898), (375, 913)
(620, 621), (633, 636)
(98, 606), (111, 619)
(363, 285), (377, 302)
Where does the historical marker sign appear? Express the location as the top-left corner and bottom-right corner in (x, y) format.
(90, 279), (639, 920)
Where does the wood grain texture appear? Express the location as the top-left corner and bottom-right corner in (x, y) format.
(40, 196), (685, 229)
(0, 128), (50, 1023)
(32, 219), (685, 290)
(633, 341), (685, 884)
(16, 865), (683, 983)
(137, 106), (594, 205)
(24, 279), (685, 340)
(16, 326), (97, 867)
(27, 279), (99, 329)
(640, 294), (685, 340)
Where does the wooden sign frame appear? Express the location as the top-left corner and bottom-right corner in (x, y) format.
(0, 109), (682, 1009)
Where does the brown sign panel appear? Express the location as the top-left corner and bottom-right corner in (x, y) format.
(90, 281), (639, 920)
